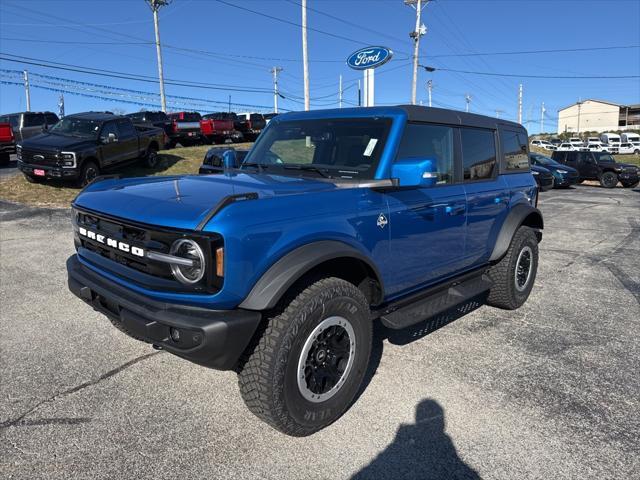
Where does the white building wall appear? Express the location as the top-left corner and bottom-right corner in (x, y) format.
(557, 100), (620, 134)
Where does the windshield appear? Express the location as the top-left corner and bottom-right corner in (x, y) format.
(243, 118), (391, 179)
(531, 154), (558, 166)
(49, 117), (101, 138)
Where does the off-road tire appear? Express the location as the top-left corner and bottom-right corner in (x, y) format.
(238, 277), (372, 437)
(621, 180), (639, 188)
(486, 226), (538, 310)
(77, 160), (100, 187)
(599, 171), (618, 188)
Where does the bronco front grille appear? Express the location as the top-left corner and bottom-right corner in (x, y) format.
(73, 208), (222, 293)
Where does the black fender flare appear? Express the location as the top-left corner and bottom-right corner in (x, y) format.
(489, 204), (543, 262)
(239, 241), (384, 311)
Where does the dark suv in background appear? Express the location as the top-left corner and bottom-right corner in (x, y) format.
(552, 150), (639, 188)
(0, 111), (59, 142)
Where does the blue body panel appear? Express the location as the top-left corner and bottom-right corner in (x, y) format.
(73, 107), (538, 310)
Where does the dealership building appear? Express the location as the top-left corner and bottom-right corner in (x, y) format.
(557, 99), (640, 134)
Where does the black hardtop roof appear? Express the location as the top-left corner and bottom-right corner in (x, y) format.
(1, 111), (58, 116)
(397, 105), (524, 131)
(66, 111), (123, 121)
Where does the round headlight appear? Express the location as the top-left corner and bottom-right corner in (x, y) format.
(169, 239), (206, 284)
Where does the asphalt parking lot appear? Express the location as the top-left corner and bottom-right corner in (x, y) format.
(1, 185), (639, 480)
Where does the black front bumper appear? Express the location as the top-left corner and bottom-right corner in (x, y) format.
(67, 255), (262, 370)
(18, 160), (79, 179)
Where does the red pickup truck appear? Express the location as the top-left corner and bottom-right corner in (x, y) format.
(167, 112), (203, 147)
(0, 122), (16, 166)
(200, 113), (236, 144)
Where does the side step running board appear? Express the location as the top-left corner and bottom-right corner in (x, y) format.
(379, 274), (493, 330)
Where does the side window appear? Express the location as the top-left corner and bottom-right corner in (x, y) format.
(461, 128), (497, 181)
(117, 120), (136, 137)
(500, 130), (529, 171)
(45, 113), (59, 125)
(100, 122), (119, 142)
(396, 123), (454, 184)
(23, 113), (46, 127)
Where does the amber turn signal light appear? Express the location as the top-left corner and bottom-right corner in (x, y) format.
(215, 247), (224, 277)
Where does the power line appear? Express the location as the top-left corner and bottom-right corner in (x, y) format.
(421, 65), (640, 79)
(426, 44), (640, 58)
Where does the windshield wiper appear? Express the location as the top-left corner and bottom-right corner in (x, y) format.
(283, 164), (332, 178)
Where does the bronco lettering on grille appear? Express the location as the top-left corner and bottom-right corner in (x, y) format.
(78, 226), (145, 257)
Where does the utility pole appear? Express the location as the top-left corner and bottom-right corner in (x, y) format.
(576, 100), (583, 134)
(406, 0), (428, 105)
(146, 0), (171, 113)
(540, 102), (545, 133)
(228, 95), (231, 113)
(427, 79), (432, 107)
(301, 0), (310, 111)
(517, 83), (523, 124)
(58, 93), (65, 118)
(465, 93), (471, 113)
(495, 109), (504, 118)
(339, 75), (343, 108)
(23, 70), (30, 111)
(271, 66), (283, 113)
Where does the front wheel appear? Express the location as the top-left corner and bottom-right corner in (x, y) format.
(77, 160), (99, 187)
(486, 226), (539, 310)
(599, 171), (618, 188)
(238, 277), (372, 436)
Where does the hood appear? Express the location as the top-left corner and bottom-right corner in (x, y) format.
(19, 132), (94, 151)
(73, 172), (340, 230)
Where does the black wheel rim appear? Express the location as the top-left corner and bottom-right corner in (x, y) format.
(84, 166), (97, 184)
(297, 316), (356, 403)
(515, 246), (533, 292)
(148, 152), (157, 167)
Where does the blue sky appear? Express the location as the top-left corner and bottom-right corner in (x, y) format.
(0, 0), (639, 134)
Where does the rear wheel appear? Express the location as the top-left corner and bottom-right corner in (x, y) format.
(143, 147), (159, 169)
(238, 277), (372, 436)
(486, 226), (539, 310)
(599, 171), (618, 188)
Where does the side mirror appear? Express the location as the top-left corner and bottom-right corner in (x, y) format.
(391, 157), (438, 187)
(108, 133), (118, 143)
(222, 149), (238, 169)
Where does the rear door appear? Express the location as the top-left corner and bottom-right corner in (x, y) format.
(116, 119), (140, 161)
(464, 127), (509, 266)
(579, 152), (600, 179)
(385, 122), (467, 296)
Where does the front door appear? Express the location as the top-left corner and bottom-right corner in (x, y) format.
(579, 153), (600, 179)
(98, 121), (124, 166)
(383, 123), (467, 298)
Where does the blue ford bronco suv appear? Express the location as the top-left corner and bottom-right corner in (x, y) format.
(67, 106), (542, 436)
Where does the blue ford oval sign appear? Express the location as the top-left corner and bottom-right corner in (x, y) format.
(347, 46), (393, 70)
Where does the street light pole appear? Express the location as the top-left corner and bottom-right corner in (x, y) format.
(427, 79), (432, 107)
(146, 0), (171, 113)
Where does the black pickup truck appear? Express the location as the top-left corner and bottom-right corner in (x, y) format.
(125, 111), (173, 149)
(17, 112), (166, 186)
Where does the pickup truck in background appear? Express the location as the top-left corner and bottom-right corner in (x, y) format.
(200, 113), (236, 144)
(234, 112), (266, 141)
(126, 111), (174, 149)
(167, 111), (203, 147)
(17, 112), (165, 186)
(0, 122), (16, 165)
(0, 111), (59, 142)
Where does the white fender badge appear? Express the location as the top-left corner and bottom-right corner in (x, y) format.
(377, 213), (388, 229)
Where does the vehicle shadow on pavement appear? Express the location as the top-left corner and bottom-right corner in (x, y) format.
(351, 399), (481, 480)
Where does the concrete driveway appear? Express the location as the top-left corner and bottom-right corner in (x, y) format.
(1, 185), (639, 479)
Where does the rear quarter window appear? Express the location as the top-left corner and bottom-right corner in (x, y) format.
(500, 130), (529, 171)
(461, 128), (497, 181)
(23, 113), (46, 127)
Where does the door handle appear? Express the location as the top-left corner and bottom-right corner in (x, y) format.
(446, 204), (465, 215)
